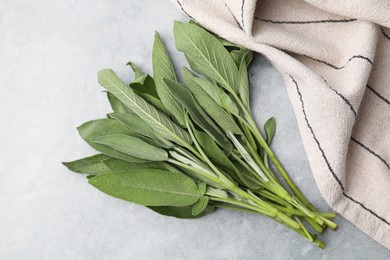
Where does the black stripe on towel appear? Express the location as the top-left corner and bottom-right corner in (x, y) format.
(255, 17), (356, 24)
(176, 0), (195, 20)
(304, 55), (373, 70)
(367, 85), (390, 105)
(321, 77), (357, 116)
(382, 27), (390, 41)
(241, 0), (245, 29)
(225, 4), (243, 30)
(289, 75), (390, 226)
(351, 137), (390, 170)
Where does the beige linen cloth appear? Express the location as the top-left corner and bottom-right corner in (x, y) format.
(173, 0), (390, 248)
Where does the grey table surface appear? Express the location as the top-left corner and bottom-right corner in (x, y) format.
(1, 0), (389, 259)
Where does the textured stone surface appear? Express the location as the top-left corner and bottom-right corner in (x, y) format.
(0, 0), (389, 258)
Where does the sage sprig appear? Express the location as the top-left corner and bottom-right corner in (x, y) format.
(63, 21), (337, 249)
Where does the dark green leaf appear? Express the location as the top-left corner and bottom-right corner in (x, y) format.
(93, 134), (168, 161)
(89, 169), (203, 206)
(148, 203), (215, 219)
(192, 196), (209, 216)
(182, 68), (242, 135)
(163, 78), (232, 150)
(103, 157), (181, 173)
(152, 32), (186, 125)
(78, 119), (148, 163)
(62, 154), (111, 174)
(264, 117), (276, 145)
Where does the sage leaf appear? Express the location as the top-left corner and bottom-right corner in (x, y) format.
(104, 157), (181, 173)
(238, 58), (250, 110)
(148, 204), (214, 219)
(108, 113), (155, 140)
(183, 73), (240, 117)
(163, 78), (232, 150)
(109, 113), (173, 149)
(231, 48), (253, 67)
(89, 169), (203, 206)
(127, 62), (169, 114)
(152, 32), (186, 126)
(93, 134), (168, 161)
(98, 69), (192, 146)
(182, 68), (242, 135)
(264, 117), (276, 145)
(62, 154), (111, 174)
(192, 196), (209, 216)
(198, 182), (207, 195)
(174, 21), (239, 94)
(78, 119), (148, 163)
(107, 92), (132, 114)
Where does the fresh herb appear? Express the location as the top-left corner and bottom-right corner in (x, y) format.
(63, 21), (337, 248)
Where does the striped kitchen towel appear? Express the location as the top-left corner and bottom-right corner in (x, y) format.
(173, 0), (390, 249)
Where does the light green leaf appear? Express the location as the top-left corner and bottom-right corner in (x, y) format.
(93, 134), (168, 161)
(62, 154), (111, 174)
(127, 61), (144, 80)
(78, 119), (148, 163)
(148, 203), (214, 219)
(108, 112), (173, 148)
(98, 69), (192, 146)
(152, 32), (186, 125)
(238, 58), (250, 110)
(89, 169), (203, 206)
(182, 68), (242, 135)
(198, 182), (207, 194)
(108, 113), (155, 139)
(192, 196), (209, 216)
(107, 92), (132, 114)
(174, 21), (239, 94)
(264, 117), (276, 145)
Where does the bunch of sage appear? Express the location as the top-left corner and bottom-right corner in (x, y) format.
(63, 21), (337, 248)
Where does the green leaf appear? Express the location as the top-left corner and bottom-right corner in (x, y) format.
(88, 169), (203, 206)
(62, 154), (111, 174)
(78, 119), (148, 163)
(127, 61), (145, 80)
(238, 58), (250, 110)
(152, 32), (186, 126)
(198, 182), (207, 194)
(103, 157), (181, 173)
(93, 134), (168, 161)
(174, 21), (239, 94)
(108, 112), (173, 148)
(163, 78), (231, 150)
(231, 48), (253, 67)
(264, 117), (276, 145)
(182, 68), (242, 135)
(108, 113), (155, 139)
(127, 62), (170, 113)
(192, 196), (209, 216)
(107, 92), (132, 114)
(193, 129), (242, 185)
(148, 204), (214, 219)
(183, 73), (240, 117)
(98, 69), (192, 146)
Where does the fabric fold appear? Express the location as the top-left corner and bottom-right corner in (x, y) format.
(173, 0), (390, 249)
